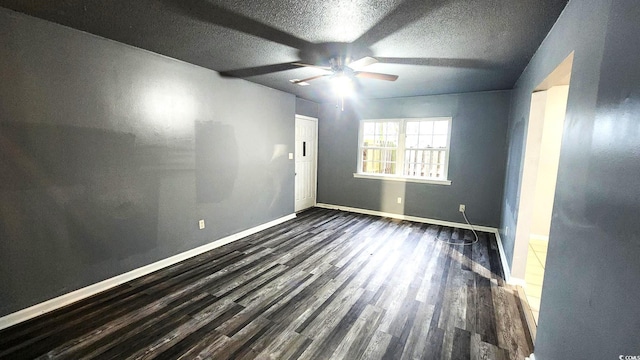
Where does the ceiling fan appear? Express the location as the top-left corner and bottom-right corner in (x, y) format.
(166, 0), (494, 99)
(288, 56), (399, 87)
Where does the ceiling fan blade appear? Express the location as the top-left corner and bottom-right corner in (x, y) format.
(351, 0), (449, 49)
(375, 57), (495, 69)
(347, 56), (378, 70)
(220, 62), (302, 78)
(355, 71), (399, 81)
(292, 63), (332, 71)
(291, 74), (330, 84)
(164, 0), (313, 50)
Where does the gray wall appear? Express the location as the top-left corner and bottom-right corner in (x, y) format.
(317, 91), (510, 227)
(499, 0), (640, 357)
(0, 9), (295, 316)
(295, 98), (319, 118)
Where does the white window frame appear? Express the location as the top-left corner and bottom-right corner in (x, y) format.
(355, 117), (452, 185)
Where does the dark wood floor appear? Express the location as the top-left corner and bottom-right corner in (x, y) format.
(0, 208), (532, 359)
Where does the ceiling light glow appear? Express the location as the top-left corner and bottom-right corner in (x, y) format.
(331, 74), (354, 97)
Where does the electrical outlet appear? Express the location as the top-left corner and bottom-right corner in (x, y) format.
(397, 197), (402, 204)
(198, 219), (205, 229)
(459, 204), (466, 212)
(288, 152), (294, 160)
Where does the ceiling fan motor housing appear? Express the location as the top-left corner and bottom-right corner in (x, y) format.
(330, 57), (355, 77)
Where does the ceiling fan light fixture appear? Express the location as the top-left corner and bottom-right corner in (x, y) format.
(331, 74), (354, 97)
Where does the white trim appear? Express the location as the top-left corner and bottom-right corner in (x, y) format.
(315, 203), (517, 285)
(357, 117), (452, 181)
(353, 173), (452, 185)
(294, 114), (317, 122)
(315, 203), (497, 234)
(0, 213), (296, 331)
(495, 230), (512, 284)
(495, 231), (526, 286)
(525, 354), (536, 360)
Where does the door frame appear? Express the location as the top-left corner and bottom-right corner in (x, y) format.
(512, 52), (573, 280)
(294, 114), (318, 212)
(513, 53), (573, 343)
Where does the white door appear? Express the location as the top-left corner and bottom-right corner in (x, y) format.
(294, 115), (317, 212)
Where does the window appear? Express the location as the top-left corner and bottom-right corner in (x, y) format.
(356, 117), (452, 184)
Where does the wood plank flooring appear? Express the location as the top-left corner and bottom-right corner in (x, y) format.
(0, 208), (533, 359)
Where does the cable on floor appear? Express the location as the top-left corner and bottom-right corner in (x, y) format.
(437, 209), (479, 246)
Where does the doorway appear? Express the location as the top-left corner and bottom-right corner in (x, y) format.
(514, 53), (573, 338)
(294, 115), (318, 212)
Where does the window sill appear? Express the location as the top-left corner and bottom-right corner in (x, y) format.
(353, 173), (452, 185)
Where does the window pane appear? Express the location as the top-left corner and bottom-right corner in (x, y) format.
(423, 150), (432, 164)
(362, 149), (372, 162)
(376, 135), (385, 147)
(406, 121), (420, 135)
(380, 149), (396, 162)
(405, 150), (412, 164)
(386, 122), (399, 136)
(433, 135), (447, 148)
(368, 161), (394, 174)
(431, 151), (440, 164)
(406, 135), (418, 148)
(386, 135), (398, 147)
(429, 164), (436, 178)
(420, 121), (434, 134)
(418, 135), (433, 148)
(433, 121), (448, 134)
(387, 123), (399, 146)
(364, 122), (375, 135)
(362, 161), (370, 172)
(430, 163), (443, 179)
(360, 118), (449, 180)
(375, 122), (384, 136)
(423, 162), (432, 177)
(404, 149), (435, 177)
(376, 149), (384, 161)
(362, 135), (374, 146)
(404, 162), (415, 176)
(404, 162), (430, 177)
(363, 149), (375, 162)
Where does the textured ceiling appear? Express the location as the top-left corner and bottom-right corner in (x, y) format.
(0, 0), (568, 102)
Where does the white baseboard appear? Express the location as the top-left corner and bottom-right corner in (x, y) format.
(494, 231), (525, 286)
(315, 203), (517, 284)
(315, 203), (498, 233)
(494, 230), (512, 284)
(0, 213), (296, 331)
